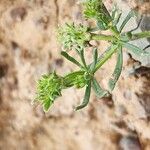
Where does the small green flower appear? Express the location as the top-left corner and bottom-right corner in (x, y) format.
(58, 23), (91, 51)
(35, 72), (63, 112)
(83, 0), (103, 19)
(83, 0), (111, 30)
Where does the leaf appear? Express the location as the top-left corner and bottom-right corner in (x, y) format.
(61, 51), (83, 68)
(111, 5), (117, 20)
(108, 47), (123, 92)
(75, 80), (91, 111)
(80, 49), (88, 69)
(63, 71), (85, 88)
(92, 78), (109, 99)
(113, 12), (122, 26)
(119, 10), (135, 32)
(88, 46), (111, 69)
(94, 45), (119, 73)
(43, 100), (53, 112)
(124, 42), (150, 57)
(97, 21), (108, 30)
(124, 43), (143, 55)
(90, 48), (98, 72)
(123, 43), (150, 65)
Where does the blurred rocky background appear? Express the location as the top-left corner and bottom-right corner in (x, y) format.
(0, 0), (150, 150)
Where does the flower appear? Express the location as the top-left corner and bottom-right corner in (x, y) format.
(58, 23), (91, 51)
(83, 0), (111, 30)
(35, 72), (63, 112)
(83, 0), (103, 19)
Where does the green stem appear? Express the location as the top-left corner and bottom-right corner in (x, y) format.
(91, 33), (117, 41)
(63, 71), (85, 88)
(93, 45), (118, 73)
(110, 26), (120, 37)
(131, 31), (150, 41)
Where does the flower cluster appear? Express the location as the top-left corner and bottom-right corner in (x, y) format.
(83, 0), (103, 19)
(35, 72), (63, 112)
(58, 23), (91, 51)
(35, 71), (88, 111)
(83, 0), (111, 30)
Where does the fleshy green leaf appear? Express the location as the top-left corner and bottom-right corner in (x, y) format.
(61, 51), (83, 68)
(75, 80), (91, 110)
(92, 78), (109, 98)
(108, 47), (123, 92)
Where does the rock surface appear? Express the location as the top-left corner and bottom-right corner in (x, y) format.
(0, 0), (150, 150)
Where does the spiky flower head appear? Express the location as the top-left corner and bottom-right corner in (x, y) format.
(83, 0), (103, 19)
(58, 23), (91, 51)
(35, 72), (63, 112)
(83, 0), (111, 30)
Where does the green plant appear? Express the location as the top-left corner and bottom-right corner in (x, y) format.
(34, 0), (150, 112)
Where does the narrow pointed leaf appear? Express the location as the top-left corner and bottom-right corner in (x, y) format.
(124, 43), (150, 66)
(61, 51), (83, 68)
(108, 47), (123, 91)
(89, 46), (111, 69)
(119, 10), (135, 32)
(80, 49), (88, 69)
(75, 80), (91, 111)
(94, 45), (119, 73)
(112, 7), (117, 20)
(113, 12), (122, 26)
(90, 48), (98, 72)
(124, 43), (150, 58)
(43, 100), (53, 112)
(92, 78), (109, 99)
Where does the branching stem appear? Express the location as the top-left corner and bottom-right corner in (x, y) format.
(93, 45), (118, 73)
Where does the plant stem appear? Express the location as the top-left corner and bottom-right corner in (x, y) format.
(91, 33), (117, 41)
(93, 45), (118, 73)
(131, 31), (150, 41)
(110, 26), (120, 37)
(63, 71), (85, 88)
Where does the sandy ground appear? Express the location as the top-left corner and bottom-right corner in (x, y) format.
(0, 0), (150, 150)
